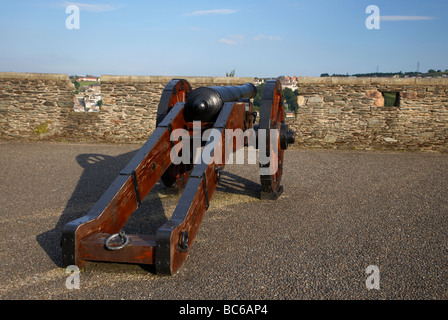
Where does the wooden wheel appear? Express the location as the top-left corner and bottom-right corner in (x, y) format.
(258, 79), (285, 199)
(156, 79), (192, 189)
(156, 79), (191, 125)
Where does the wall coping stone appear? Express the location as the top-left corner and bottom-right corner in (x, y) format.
(296, 77), (448, 86)
(1, 73), (446, 86)
(101, 75), (254, 84)
(0, 72), (70, 81)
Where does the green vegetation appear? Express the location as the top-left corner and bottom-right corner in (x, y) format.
(226, 69), (236, 77)
(35, 121), (50, 135)
(78, 81), (99, 87)
(321, 68), (448, 78)
(253, 83), (298, 112)
(71, 80), (80, 94)
(424, 69), (448, 77)
(383, 92), (399, 107)
(253, 83), (266, 111)
(70, 76), (100, 95)
(283, 87), (298, 111)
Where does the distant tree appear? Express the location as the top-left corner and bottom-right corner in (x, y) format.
(428, 69), (436, 73)
(97, 100), (103, 107)
(226, 69), (235, 77)
(253, 84), (298, 111)
(283, 87), (298, 111)
(320, 73), (330, 77)
(253, 83), (265, 110)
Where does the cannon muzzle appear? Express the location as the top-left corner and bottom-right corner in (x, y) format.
(184, 83), (257, 121)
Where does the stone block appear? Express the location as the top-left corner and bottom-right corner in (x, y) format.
(323, 135), (337, 143)
(365, 90), (382, 99)
(419, 132), (435, 138)
(415, 78), (448, 86)
(384, 137), (398, 143)
(368, 119), (385, 127)
(307, 96), (324, 104)
(297, 95), (306, 106)
(328, 107), (341, 114)
(400, 91), (418, 99)
(333, 101), (346, 106)
(374, 97), (385, 107)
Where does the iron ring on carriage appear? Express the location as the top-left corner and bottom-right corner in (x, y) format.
(215, 166), (224, 183)
(105, 230), (130, 251)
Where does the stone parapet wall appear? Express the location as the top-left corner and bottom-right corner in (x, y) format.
(288, 77), (448, 151)
(1, 73), (447, 151)
(98, 75), (253, 142)
(0, 72), (74, 139)
(0, 73), (253, 142)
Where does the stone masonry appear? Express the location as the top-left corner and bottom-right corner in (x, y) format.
(98, 75), (254, 142)
(0, 73), (253, 142)
(0, 73), (74, 139)
(289, 77), (448, 152)
(0, 72), (447, 151)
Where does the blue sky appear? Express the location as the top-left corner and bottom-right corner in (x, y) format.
(0, 0), (446, 77)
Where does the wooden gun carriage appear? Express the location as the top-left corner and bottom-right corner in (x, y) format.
(61, 78), (294, 275)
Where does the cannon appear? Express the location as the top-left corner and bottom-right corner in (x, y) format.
(184, 82), (257, 121)
(61, 78), (295, 275)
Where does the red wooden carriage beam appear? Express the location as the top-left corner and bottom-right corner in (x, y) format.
(62, 102), (188, 267)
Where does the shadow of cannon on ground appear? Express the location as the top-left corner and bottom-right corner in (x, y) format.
(36, 149), (262, 270)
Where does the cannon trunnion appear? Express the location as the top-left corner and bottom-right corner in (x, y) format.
(61, 79), (295, 275)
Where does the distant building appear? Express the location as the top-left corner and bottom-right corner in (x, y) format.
(84, 96), (100, 112)
(73, 93), (101, 112)
(280, 76), (298, 90)
(254, 78), (265, 86)
(77, 75), (100, 82)
(285, 111), (294, 118)
(254, 76), (299, 89)
(73, 96), (84, 112)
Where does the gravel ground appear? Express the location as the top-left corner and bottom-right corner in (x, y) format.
(0, 141), (446, 300)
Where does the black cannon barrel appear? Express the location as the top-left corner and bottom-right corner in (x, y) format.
(184, 83), (257, 121)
